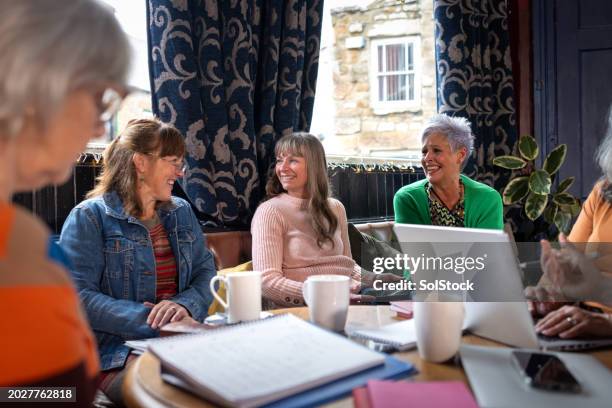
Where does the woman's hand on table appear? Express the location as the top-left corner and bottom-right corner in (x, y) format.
(362, 270), (403, 287)
(374, 272), (403, 284)
(144, 300), (192, 329)
(350, 293), (376, 304)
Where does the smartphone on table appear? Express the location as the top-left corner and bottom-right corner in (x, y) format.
(511, 351), (581, 393)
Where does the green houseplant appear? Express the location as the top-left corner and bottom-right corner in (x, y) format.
(493, 135), (581, 237)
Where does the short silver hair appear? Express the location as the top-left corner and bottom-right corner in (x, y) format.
(597, 106), (612, 184)
(0, 0), (131, 137)
(421, 114), (475, 169)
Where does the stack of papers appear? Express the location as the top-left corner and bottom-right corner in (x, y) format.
(148, 314), (396, 407)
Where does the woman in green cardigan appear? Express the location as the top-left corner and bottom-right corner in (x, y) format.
(393, 114), (503, 230)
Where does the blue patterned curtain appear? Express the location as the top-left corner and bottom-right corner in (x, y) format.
(147, 0), (323, 227)
(434, 0), (517, 188)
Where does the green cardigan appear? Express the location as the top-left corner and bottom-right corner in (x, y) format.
(393, 174), (504, 230)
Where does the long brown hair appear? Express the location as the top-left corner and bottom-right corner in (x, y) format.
(266, 132), (337, 248)
(87, 118), (185, 217)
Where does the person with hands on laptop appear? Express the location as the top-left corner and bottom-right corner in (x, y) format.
(60, 119), (216, 405)
(525, 234), (612, 338)
(251, 132), (400, 308)
(527, 106), (612, 338)
(393, 114), (503, 230)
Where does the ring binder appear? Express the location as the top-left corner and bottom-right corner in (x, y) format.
(147, 314), (388, 408)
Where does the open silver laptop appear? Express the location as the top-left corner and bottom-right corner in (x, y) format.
(393, 223), (612, 351)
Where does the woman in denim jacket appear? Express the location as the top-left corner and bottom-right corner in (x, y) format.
(60, 118), (216, 404)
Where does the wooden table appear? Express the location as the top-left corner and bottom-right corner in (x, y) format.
(123, 306), (612, 408)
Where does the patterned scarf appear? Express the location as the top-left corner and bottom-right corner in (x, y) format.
(427, 180), (465, 227)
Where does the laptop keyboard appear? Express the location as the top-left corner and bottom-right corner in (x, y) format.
(537, 333), (566, 342)
(536, 333), (612, 351)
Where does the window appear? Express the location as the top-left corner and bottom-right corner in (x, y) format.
(89, 0), (152, 147)
(93, 1), (435, 161)
(370, 36), (421, 114)
(311, 1), (435, 161)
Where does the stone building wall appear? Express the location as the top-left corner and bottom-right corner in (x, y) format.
(329, 0), (436, 157)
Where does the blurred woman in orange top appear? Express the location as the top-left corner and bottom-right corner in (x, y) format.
(0, 1), (130, 406)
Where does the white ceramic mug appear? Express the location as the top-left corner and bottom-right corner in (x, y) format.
(302, 275), (350, 332)
(209, 271), (262, 323)
(414, 301), (464, 363)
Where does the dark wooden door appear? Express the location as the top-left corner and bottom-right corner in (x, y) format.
(534, 0), (612, 200)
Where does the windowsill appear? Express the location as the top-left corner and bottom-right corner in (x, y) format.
(326, 154), (421, 168)
(371, 104), (422, 116)
(84, 142), (107, 155)
(77, 147), (423, 168)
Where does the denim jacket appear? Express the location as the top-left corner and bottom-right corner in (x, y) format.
(59, 191), (216, 370)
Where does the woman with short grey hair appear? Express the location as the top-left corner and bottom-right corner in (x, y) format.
(597, 107), (612, 201)
(394, 113), (503, 229)
(421, 114), (474, 170)
(0, 0), (130, 405)
(569, 105), (612, 250)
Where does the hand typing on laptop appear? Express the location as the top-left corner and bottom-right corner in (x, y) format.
(535, 305), (612, 339)
(525, 235), (612, 339)
(525, 234), (612, 305)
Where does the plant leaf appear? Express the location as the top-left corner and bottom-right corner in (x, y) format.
(525, 192), (548, 221)
(554, 210), (572, 234)
(502, 176), (529, 205)
(560, 200), (582, 217)
(569, 201), (581, 217)
(543, 145), (567, 175)
(529, 170), (552, 195)
(543, 203), (558, 225)
(518, 135), (539, 161)
(553, 192), (576, 206)
(556, 177), (575, 194)
(493, 156), (527, 170)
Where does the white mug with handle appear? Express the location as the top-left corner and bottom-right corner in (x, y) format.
(302, 275), (350, 332)
(209, 271), (262, 324)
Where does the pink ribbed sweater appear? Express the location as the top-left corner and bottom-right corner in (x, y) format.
(251, 193), (361, 307)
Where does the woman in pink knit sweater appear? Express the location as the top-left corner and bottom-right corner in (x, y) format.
(251, 132), (397, 307)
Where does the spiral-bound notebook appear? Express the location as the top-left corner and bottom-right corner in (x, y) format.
(148, 313), (387, 408)
(350, 319), (417, 351)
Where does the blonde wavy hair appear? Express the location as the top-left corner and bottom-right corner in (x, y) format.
(88, 118), (185, 217)
(266, 132), (337, 248)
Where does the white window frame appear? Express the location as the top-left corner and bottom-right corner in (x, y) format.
(369, 36), (421, 115)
